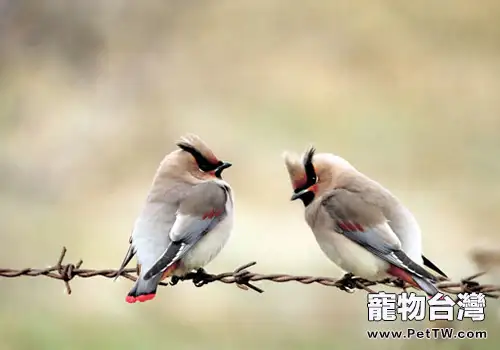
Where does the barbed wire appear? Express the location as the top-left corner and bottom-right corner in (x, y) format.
(0, 247), (499, 299)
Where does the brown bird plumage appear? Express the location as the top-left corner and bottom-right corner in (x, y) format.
(116, 134), (235, 303)
(283, 149), (447, 278)
(284, 147), (444, 296)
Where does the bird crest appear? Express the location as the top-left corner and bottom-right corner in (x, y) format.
(282, 151), (308, 190)
(176, 133), (220, 165)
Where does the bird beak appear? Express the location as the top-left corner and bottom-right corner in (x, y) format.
(290, 187), (310, 201)
(214, 162), (232, 178)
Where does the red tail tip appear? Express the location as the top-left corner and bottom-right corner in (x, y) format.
(126, 294), (156, 304)
(125, 293), (156, 304)
(137, 294), (156, 302)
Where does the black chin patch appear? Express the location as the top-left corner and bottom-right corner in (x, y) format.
(299, 191), (315, 207)
(214, 166), (224, 179)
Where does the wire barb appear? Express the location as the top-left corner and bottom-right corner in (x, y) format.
(0, 247), (499, 298)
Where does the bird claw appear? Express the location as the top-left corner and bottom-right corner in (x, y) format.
(391, 278), (407, 289)
(169, 268), (213, 287)
(170, 275), (181, 286)
(335, 273), (357, 292)
(462, 280), (481, 293)
(192, 268), (214, 287)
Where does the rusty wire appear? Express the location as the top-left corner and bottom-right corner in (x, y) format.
(0, 247), (499, 298)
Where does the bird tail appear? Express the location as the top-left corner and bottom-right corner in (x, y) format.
(125, 262), (180, 303)
(422, 255), (448, 278)
(387, 265), (439, 297)
(412, 275), (439, 297)
(126, 273), (162, 303)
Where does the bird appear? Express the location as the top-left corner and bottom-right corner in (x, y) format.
(283, 147), (445, 296)
(283, 148), (447, 279)
(115, 134), (235, 303)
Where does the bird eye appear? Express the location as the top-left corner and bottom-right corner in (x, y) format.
(304, 162), (317, 185)
(198, 163), (212, 172)
(198, 160), (221, 173)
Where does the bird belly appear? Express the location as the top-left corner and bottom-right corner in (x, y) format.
(315, 229), (389, 280)
(176, 214), (233, 275)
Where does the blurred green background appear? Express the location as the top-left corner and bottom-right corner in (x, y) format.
(1, 1), (499, 349)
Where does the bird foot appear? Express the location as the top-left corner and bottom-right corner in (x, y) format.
(335, 273), (358, 292)
(169, 268), (212, 286)
(378, 276), (409, 289)
(169, 275), (181, 286)
(191, 268), (214, 287)
(391, 278), (407, 289)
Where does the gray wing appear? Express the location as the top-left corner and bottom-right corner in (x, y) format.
(322, 189), (437, 281)
(143, 182), (228, 280)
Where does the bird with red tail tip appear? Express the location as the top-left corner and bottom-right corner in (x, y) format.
(115, 134), (235, 303)
(283, 147), (442, 297)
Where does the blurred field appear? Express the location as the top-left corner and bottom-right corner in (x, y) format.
(1, 1), (500, 349)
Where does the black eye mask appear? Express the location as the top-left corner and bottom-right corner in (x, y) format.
(290, 147), (317, 207)
(303, 147), (317, 184)
(176, 143), (221, 172)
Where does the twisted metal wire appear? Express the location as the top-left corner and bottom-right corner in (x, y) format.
(0, 247), (499, 298)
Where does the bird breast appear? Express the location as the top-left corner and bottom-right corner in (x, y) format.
(176, 190), (234, 274)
